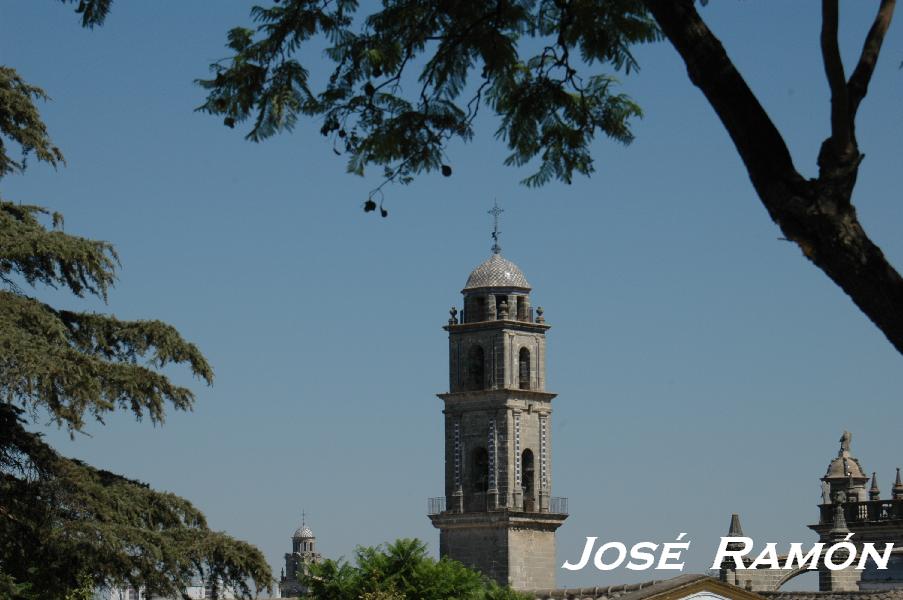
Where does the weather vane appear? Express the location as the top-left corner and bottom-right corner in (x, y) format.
(489, 200), (503, 255)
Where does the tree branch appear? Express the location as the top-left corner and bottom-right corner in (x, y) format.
(644, 0), (903, 355)
(821, 0), (852, 155)
(642, 0), (804, 199)
(847, 0), (896, 119)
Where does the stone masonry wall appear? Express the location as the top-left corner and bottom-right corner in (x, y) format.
(508, 527), (557, 590)
(441, 526), (509, 585)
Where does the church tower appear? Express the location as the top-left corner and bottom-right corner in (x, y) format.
(279, 514), (321, 598)
(810, 432), (903, 592)
(428, 205), (567, 591)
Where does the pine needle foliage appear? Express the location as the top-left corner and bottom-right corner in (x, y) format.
(1, 404), (271, 599)
(0, 67), (64, 178)
(197, 0), (660, 190)
(59, 0), (114, 28)
(0, 200), (213, 432)
(302, 538), (529, 600)
(2, 19), (271, 599)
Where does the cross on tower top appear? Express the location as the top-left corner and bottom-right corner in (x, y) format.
(488, 201), (503, 255)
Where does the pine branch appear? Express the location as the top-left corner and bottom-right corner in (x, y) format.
(1, 405), (272, 598)
(0, 68), (65, 178)
(59, 0), (114, 28)
(0, 201), (117, 300)
(0, 291), (212, 431)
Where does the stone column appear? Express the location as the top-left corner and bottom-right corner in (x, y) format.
(453, 419), (464, 513)
(539, 414), (549, 512)
(512, 409), (523, 510)
(488, 417), (498, 510)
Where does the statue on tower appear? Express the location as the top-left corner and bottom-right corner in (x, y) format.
(839, 430), (852, 456)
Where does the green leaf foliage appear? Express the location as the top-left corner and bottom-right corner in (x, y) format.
(59, 0), (114, 28)
(197, 0), (660, 190)
(302, 538), (530, 600)
(0, 67), (64, 178)
(0, 201), (213, 432)
(2, 13), (271, 597)
(0, 201), (268, 597)
(0, 201), (115, 298)
(1, 404), (271, 599)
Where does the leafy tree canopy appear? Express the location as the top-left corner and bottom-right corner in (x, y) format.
(0, 67), (63, 178)
(301, 538), (529, 600)
(1, 404), (270, 599)
(1, 13), (272, 597)
(198, 0), (903, 355)
(197, 0), (658, 190)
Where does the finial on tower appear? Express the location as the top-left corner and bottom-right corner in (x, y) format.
(893, 468), (903, 500)
(728, 513), (744, 537)
(301, 509), (306, 528)
(488, 200), (503, 255)
(870, 472), (881, 500)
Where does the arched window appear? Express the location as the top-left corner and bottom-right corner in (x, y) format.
(518, 348), (531, 390)
(464, 345), (485, 391)
(471, 447), (489, 492)
(521, 449), (535, 510)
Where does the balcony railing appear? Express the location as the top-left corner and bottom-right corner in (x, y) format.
(427, 497), (446, 515)
(550, 496), (568, 514)
(818, 498), (903, 525)
(427, 495), (568, 516)
(457, 307), (537, 325)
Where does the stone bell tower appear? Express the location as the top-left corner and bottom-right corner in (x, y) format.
(279, 513), (321, 598)
(428, 204), (567, 591)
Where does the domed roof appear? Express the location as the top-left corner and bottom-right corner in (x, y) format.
(823, 431), (869, 480)
(293, 525), (314, 539)
(824, 455), (867, 480)
(463, 254), (530, 291)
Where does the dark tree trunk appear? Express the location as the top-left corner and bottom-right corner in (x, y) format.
(644, 0), (903, 355)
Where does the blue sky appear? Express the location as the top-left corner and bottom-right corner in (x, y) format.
(2, 1), (902, 591)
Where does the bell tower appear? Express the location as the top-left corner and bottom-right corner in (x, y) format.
(428, 204), (567, 590)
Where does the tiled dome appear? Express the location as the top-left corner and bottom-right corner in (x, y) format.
(463, 254), (530, 291)
(293, 525), (314, 539)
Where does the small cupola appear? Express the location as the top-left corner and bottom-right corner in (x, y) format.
(822, 431), (869, 503)
(291, 513), (316, 553)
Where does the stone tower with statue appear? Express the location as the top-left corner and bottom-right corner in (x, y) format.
(428, 204), (568, 591)
(718, 431), (903, 593)
(809, 431), (903, 591)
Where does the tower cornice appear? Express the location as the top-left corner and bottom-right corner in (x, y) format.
(443, 320), (550, 333)
(437, 389), (557, 402)
(429, 510), (567, 531)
